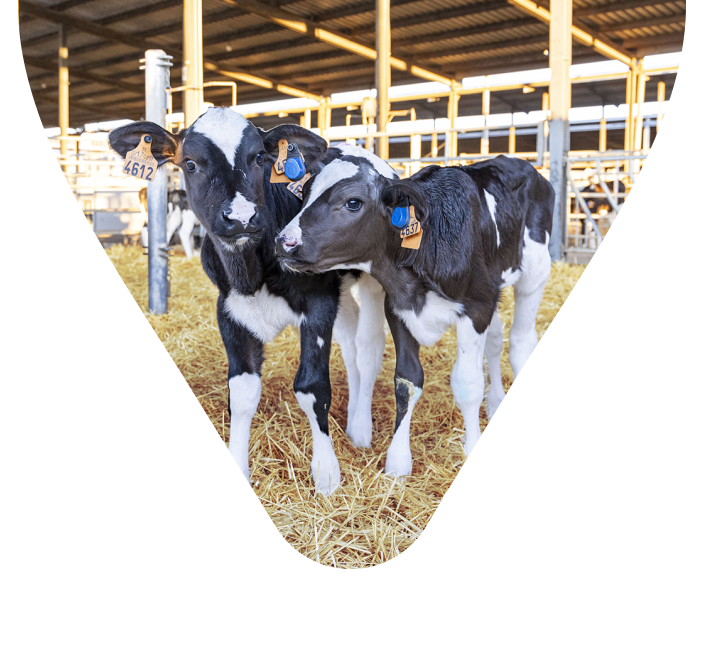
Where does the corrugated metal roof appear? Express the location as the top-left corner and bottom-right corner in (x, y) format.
(19, 0), (683, 128)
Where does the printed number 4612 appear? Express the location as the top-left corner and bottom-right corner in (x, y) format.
(123, 160), (154, 181)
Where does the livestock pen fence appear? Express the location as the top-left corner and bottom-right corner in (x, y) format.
(51, 125), (645, 264)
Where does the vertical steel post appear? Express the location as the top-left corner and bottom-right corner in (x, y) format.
(183, 0), (204, 128)
(58, 26), (69, 169)
(376, 0), (390, 159)
(599, 117), (607, 152)
(145, 49), (172, 314)
(445, 89), (459, 161)
(303, 108), (311, 129)
(481, 86), (490, 155)
(624, 60), (637, 152)
(431, 132), (438, 158)
(548, 0), (572, 262)
(536, 92), (550, 166)
(508, 125), (516, 154)
(633, 61), (646, 151)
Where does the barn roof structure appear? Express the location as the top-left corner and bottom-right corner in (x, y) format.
(20, 0), (684, 131)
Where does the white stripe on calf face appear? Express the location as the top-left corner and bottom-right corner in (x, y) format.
(192, 107), (248, 168)
(226, 191), (257, 225)
(279, 158), (359, 253)
(334, 143), (397, 179)
(302, 158), (359, 211)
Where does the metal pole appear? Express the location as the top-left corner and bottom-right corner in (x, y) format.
(445, 89), (459, 161)
(481, 86), (490, 155)
(183, 0), (204, 128)
(548, 0), (572, 262)
(58, 26), (69, 170)
(633, 61), (646, 151)
(599, 116), (607, 152)
(508, 125), (516, 154)
(375, 0), (390, 159)
(145, 49), (172, 314)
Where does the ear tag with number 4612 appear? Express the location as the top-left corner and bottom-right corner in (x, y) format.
(123, 134), (158, 182)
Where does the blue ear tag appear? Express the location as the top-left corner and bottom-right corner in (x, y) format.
(391, 206), (410, 229)
(284, 156), (306, 181)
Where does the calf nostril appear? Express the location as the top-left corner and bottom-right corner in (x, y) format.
(278, 235), (298, 250)
(222, 208), (232, 219)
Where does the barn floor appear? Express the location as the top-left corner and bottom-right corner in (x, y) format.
(107, 244), (585, 568)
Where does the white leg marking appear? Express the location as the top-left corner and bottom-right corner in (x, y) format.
(509, 229), (551, 378)
(484, 189), (500, 247)
(351, 274), (386, 448)
(316, 336), (324, 348)
(179, 209), (198, 259)
(452, 316), (487, 457)
(333, 281), (362, 445)
(166, 206), (182, 245)
(228, 373), (262, 483)
(385, 379), (422, 477)
(296, 392), (341, 496)
(484, 310), (505, 420)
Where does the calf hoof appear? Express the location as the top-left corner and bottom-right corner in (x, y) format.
(385, 446), (412, 478)
(312, 461), (341, 496)
(346, 417), (373, 448)
(463, 430), (481, 458)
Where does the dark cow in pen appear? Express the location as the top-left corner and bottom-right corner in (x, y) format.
(276, 155), (554, 476)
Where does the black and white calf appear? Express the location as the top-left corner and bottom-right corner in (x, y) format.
(276, 155), (554, 476)
(109, 108), (393, 495)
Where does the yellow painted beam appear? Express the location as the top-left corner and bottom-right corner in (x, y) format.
(507, 0), (634, 66)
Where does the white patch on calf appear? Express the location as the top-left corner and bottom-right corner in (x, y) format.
(500, 267), (522, 288)
(302, 159), (359, 211)
(226, 191), (256, 225)
(296, 392), (340, 495)
(278, 213), (302, 252)
(394, 291), (464, 347)
(335, 143), (398, 179)
(192, 107), (248, 168)
(484, 189), (500, 247)
(228, 373), (261, 482)
(326, 261), (373, 273)
(317, 336), (325, 348)
(225, 287), (303, 343)
(385, 381), (422, 477)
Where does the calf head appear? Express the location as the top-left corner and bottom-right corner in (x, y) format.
(109, 107), (328, 250)
(275, 157), (428, 273)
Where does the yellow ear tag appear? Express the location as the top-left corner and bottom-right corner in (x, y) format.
(401, 205), (423, 249)
(270, 139), (292, 183)
(287, 173), (311, 200)
(123, 134), (158, 182)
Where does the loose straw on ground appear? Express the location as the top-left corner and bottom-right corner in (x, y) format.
(107, 244), (585, 569)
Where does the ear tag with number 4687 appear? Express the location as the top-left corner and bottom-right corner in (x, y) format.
(123, 134), (157, 182)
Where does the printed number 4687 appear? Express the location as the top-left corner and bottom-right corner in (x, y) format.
(123, 160), (154, 181)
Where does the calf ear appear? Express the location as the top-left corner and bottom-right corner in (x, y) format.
(380, 180), (429, 222)
(260, 123), (328, 169)
(108, 121), (182, 166)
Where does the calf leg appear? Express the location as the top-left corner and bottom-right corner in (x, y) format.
(385, 305), (423, 478)
(484, 310), (505, 420)
(453, 316), (488, 457)
(332, 280), (362, 446)
(217, 295), (265, 483)
(509, 231), (551, 378)
(350, 274), (386, 448)
(179, 209), (198, 260)
(296, 302), (340, 496)
(166, 205), (181, 246)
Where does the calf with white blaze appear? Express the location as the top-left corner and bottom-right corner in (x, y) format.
(276, 155), (554, 475)
(109, 108), (392, 495)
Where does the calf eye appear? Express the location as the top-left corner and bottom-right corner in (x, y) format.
(256, 153), (264, 165)
(185, 160), (196, 173)
(345, 199), (362, 211)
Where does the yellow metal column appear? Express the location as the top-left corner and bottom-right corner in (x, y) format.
(633, 60), (646, 151)
(624, 60), (637, 151)
(481, 87), (490, 155)
(183, 0), (204, 128)
(445, 89), (459, 161)
(508, 125), (516, 154)
(376, 0), (390, 159)
(657, 81), (666, 130)
(58, 26), (69, 168)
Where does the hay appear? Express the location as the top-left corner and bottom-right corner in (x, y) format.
(106, 244), (585, 568)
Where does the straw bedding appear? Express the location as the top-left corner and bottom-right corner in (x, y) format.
(107, 244), (585, 568)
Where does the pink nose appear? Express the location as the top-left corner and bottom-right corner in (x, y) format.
(281, 236), (298, 250)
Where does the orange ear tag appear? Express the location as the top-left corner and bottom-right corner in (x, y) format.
(270, 139), (291, 183)
(401, 205), (423, 249)
(123, 134), (158, 182)
(287, 173), (311, 200)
